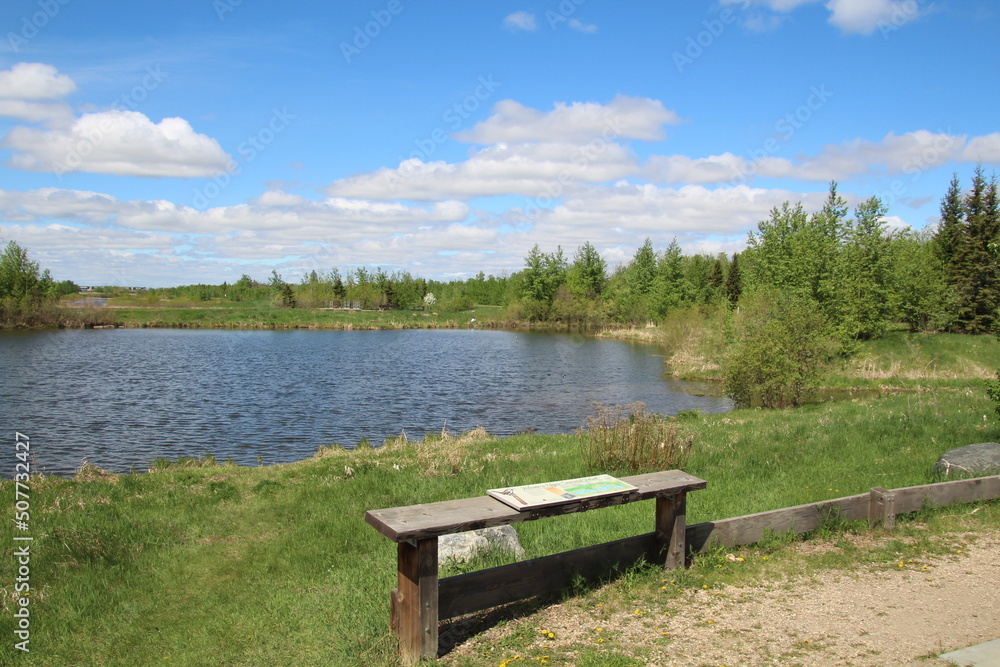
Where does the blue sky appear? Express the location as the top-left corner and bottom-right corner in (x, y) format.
(0, 0), (998, 287)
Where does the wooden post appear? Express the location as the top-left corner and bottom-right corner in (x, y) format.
(655, 492), (687, 569)
(396, 537), (439, 664)
(868, 487), (896, 530)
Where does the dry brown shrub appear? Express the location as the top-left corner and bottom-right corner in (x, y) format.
(73, 460), (119, 483)
(579, 402), (693, 474)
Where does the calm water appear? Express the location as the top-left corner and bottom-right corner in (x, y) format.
(1, 328), (731, 475)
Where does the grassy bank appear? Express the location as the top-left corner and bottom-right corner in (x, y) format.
(600, 306), (1000, 391)
(2, 388), (998, 666)
(70, 301), (510, 330)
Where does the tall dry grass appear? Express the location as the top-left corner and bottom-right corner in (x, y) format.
(579, 402), (693, 474)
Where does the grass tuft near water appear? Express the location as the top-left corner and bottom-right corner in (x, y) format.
(1, 388), (998, 665)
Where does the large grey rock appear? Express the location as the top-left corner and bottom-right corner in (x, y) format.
(933, 442), (1000, 479)
(438, 525), (524, 564)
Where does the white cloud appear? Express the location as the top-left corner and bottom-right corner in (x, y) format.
(962, 132), (1000, 163)
(0, 99), (73, 125)
(825, 0), (926, 35)
(251, 190), (309, 207)
(0, 62), (230, 178)
(503, 11), (537, 32)
(568, 19), (598, 33)
(724, 0), (927, 34)
(3, 110), (232, 178)
(325, 141), (640, 201)
(0, 63), (76, 101)
(646, 131), (978, 185)
(456, 96), (681, 144)
(0, 63), (75, 125)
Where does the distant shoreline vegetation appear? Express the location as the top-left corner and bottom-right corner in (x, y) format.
(5, 174), (999, 407)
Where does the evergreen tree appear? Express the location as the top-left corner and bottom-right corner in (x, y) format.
(933, 173), (966, 273)
(724, 252), (742, 306)
(952, 166), (1000, 333)
(626, 238), (658, 296)
(567, 241), (607, 298)
(520, 244), (567, 303)
(707, 258), (725, 292)
(652, 239), (689, 315)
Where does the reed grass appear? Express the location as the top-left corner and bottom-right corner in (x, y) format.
(579, 402), (693, 474)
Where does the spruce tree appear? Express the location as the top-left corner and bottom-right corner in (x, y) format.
(933, 173), (966, 273)
(953, 165), (1000, 333)
(724, 252), (742, 306)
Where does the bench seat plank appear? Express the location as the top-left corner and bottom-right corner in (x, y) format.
(366, 470), (706, 543)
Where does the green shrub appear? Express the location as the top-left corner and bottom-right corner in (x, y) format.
(723, 291), (838, 408)
(579, 402), (693, 474)
(986, 370), (1000, 420)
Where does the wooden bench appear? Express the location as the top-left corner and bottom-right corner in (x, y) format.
(365, 469), (706, 663)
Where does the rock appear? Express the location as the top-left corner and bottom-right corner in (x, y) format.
(438, 525), (524, 564)
(933, 442), (1000, 479)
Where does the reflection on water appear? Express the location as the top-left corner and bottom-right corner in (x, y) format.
(1, 328), (732, 475)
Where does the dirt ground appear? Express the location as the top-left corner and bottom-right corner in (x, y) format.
(443, 531), (1000, 666)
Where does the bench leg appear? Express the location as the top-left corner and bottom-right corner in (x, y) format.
(396, 537), (439, 664)
(656, 492), (687, 569)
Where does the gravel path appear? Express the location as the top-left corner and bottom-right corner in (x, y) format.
(443, 531), (1000, 666)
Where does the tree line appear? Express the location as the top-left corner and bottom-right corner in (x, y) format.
(2, 168), (996, 341)
(0, 240), (81, 324)
(510, 170), (999, 338)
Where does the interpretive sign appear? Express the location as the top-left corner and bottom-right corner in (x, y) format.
(487, 474), (638, 511)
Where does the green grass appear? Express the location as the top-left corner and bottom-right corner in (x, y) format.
(103, 302), (507, 330)
(1, 388), (998, 665)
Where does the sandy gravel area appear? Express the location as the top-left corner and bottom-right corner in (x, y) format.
(443, 532), (1000, 666)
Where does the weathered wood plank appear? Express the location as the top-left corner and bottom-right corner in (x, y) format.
(656, 494), (687, 569)
(869, 487), (896, 529)
(366, 470), (706, 542)
(396, 538), (438, 664)
(686, 494), (870, 552)
(438, 533), (655, 619)
(891, 476), (1000, 514)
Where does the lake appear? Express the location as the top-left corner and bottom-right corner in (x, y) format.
(0, 328), (731, 475)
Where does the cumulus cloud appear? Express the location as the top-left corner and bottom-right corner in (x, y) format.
(0, 62), (230, 178)
(0, 63), (75, 125)
(502, 11), (537, 31)
(3, 110), (232, 178)
(0, 63), (76, 101)
(325, 141), (640, 201)
(456, 96), (681, 144)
